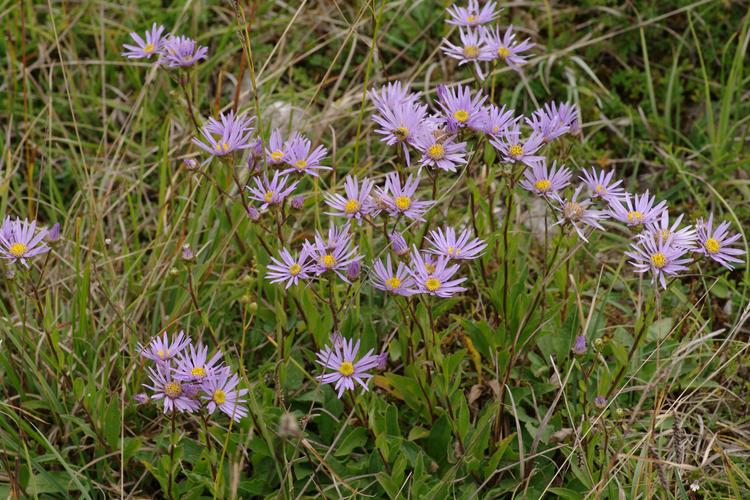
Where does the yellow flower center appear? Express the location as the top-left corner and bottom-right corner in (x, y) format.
(164, 382), (182, 398)
(215, 142), (230, 153)
(294, 159), (308, 170)
(289, 263), (302, 276)
(564, 202), (584, 220)
(595, 184), (604, 193)
(492, 125), (500, 134)
(498, 46), (510, 59)
(344, 199), (360, 214)
(395, 196), (412, 211)
(191, 367), (207, 378)
(271, 150), (284, 162)
(425, 277), (441, 292)
(509, 144), (523, 157)
(427, 143), (445, 160)
(8, 243), (27, 257)
(447, 246), (461, 256)
(339, 361), (354, 376)
(466, 14), (476, 23)
(453, 109), (469, 123)
(463, 45), (479, 58)
(650, 252), (667, 269)
(213, 389), (226, 404)
(143, 43), (155, 53)
(425, 263), (436, 274)
(264, 190), (274, 203)
(534, 179), (552, 192)
(394, 126), (409, 140)
(321, 254), (336, 268)
(626, 210), (643, 224)
(705, 238), (720, 254)
(157, 349), (168, 359)
(385, 276), (401, 289)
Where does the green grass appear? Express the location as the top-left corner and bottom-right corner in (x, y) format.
(1, 0), (749, 498)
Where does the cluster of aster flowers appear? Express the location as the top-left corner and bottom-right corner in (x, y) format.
(137, 331), (247, 422)
(442, 0), (534, 79)
(0, 216), (56, 268)
(122, 23), (208, 68)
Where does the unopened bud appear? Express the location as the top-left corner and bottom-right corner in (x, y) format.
(346, 261), (361, 281)
(572, 335), (587, 356)
(246, 206), (261, 221)
(46, 223), (61, 243)
(594, 395), (608, 409)
(181, 244), (194, 262)
(183, 158), (199, 170)
(169, 267), (180, 276)
(389, 231), (408, 256)
(133, 393), (150, 405)
(248, 301), (258, 313)
(291, 195), (305, 210)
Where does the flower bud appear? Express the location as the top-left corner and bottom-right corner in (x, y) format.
(133, 393), (150, 405)
(572, 335), (587, 356)
(594, 395), (607, 409)
(346, 261), (361, 281)
(330, 331), (344, 347)
(183, 158), (199, 170)
(46, 223), (61, 243)
(248, 301), (258, 313)
(593, 338), (604, 351)
(5, 268), (15, 281)
(246, 206), (261, 221)
(291, 195), (305, 210)
(376, 352), (388, 370)
(169, 267), (180, 276)
(389, 231), (409, 256)
(181, 244), (194, 262)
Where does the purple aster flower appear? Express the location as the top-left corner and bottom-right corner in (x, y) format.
(246, 171), (299, 209)
(553, 102), (581, 135)
(526, 102), (573, 142)
(441, 28), (493, 79)
(330, 331), (345, 348)
(0, 217), (50, 267)
(303, 224), (362, 282)
(552, 186), (608, 242)
(625, 234), (691, 289)
(371, 255), (418, 296)
(316, 337), (381, 398)
(160, 35), (208, 68)
(409, 247), (467, 297)
(266, 248), (312, 288)
(446, 0), (499, 27)
(413, 132), (468, 172)
(281, 135), (331, 177)
(482, 104), (516, 137)
(519, 159), (572, 198)
(144, 364), (200, 414)
(324, 176), (377, 223)
(436, 84), (487, 132)
(572, 335), (587, 355)
(489, 124), (544, 166)
(482, 25), (534, 71)
(368, 81), (421, 110)
(266, 129), (289, 165)
(122, 23), (167, 59)
(579, 167), (625, 203)
(202, 368), (248, 422)
(609, 191), (667, 228)
(192, 110), (255, 158)
(174, 343), (224, 383)
(594, 396), (608, 409)
(694, 214), (745, 270)
(138, 330), (192, 363)
(426, 227), (487, 260)
(389, 231), (409, 256)
(346, 261), (361, 281)
(377, 172), (433, 221)
(642, 212), (696, 250)
(371, 97), (429, 166)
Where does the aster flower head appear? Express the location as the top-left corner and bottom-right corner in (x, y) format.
(377, 172), (434, 221)
(174, 343), (224, 383)
(138, 330), (192, 363)
(192, 110), (255, 158)
(519, 159), (572, 199)
(371, 254), (418, 296)
(371, 96), (428, 166)
(579, 167), (625, 203)
(303, 224), (362, 282)
(247, 171), (299, 209)
(482, 25), (534, 71)
(482, 104), (516, 137)
(642, 212), (696, 250)
(202, 368), (248, 422)
(160, 35), (208, 68)
(266, 129), (289, 165)
(446, 0), (499, 27)
(0, 217), (50, 267)
(436, 84), (487, 132)
(553, 186), (608, 242)
(324, 176), (377, 222)
(413, 132), (468, 173)
(625, 234), (692, 289)
(368, 81), (421, 111)
(609, 191), (667, 228)
(554, 102), (581, 135)
(266, 247), (312, 288)
(122, 23), (167, 59)
(526, 102), (576, 142)
(441, 28), (494, 79)
(426, 227), (487, 260)
(281, 135), (331, 177)
(409, 247), (467, 297)
(389, 231), (409, 256)
(144, 364), (200, 414)
(489, 124), (544, 166)
(694, 214), (745, 270)
(316, 337), (381, 398)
